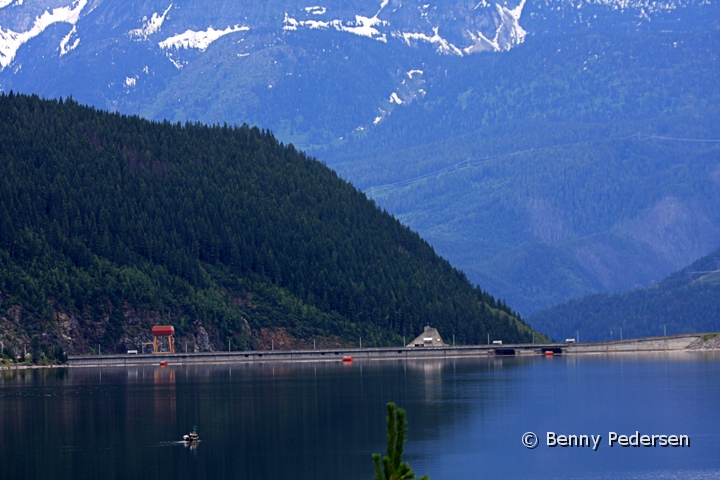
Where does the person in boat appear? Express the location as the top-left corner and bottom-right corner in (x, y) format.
(183, 426), (199, 442)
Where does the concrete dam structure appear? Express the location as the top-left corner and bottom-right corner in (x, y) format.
(67, 334), (708, 367)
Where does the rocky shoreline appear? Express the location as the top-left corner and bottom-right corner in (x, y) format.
(685, 334), (720, 350)
(0, 364), (65, 370)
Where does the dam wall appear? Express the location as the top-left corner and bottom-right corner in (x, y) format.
(67, 333), (707, 367)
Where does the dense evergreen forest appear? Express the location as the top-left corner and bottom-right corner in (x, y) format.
(529, 247), (720, 342)
(0, 93), (540, 357)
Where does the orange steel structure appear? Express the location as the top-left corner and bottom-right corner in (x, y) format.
(143, 326), (175, 354)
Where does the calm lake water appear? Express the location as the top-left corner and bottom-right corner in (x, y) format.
(2, 352), (720, 480)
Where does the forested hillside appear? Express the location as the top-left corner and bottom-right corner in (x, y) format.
(0, 93), (540, 357)
(528, 248), (720, 342)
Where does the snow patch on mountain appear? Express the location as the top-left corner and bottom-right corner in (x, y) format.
(0, 0), (87, 69)
(283, 0), (529, 55)
(59, 25), (79, 56)
(285, 0), (392, 41)
(0, 0), (25, 8)
(395, 27), (464, 55)
(282, 14), (299, 30)
(159, 25), (249, 51)
(166, 55), (183, 69)
(464, 0), (527, 53)
(129, 4), (173, 40)
(284, 13), (389, 41)
(552, 0), (686, 14)
(304, 6), (326, 15)
(341, 15), (389, 40)
(463, 30), (498, 52)
(369, 69), (426, 128)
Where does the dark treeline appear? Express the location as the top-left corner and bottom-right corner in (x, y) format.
(529, 247), (720, 342)
(0, 93), (539, 355)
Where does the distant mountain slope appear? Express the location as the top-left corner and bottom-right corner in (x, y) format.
(327, 31), (720, 313)
(343, 110), (720, 314)
(527, 247), (720, 342)
(0, 93), (540, 357)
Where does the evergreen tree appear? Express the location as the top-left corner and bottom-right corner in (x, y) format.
(372, 403), (429, 480)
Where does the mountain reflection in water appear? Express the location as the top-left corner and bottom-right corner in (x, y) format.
(1, 353), (719, 480)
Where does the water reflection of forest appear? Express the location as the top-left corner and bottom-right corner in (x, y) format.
(0, 358), (531, 480)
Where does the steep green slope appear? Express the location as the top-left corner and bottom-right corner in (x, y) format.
(0, 93), (539, 357)
(528, 248), (720, 342)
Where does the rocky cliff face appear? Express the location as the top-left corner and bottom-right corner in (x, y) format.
(0, 302), (231, 356)
(0, 296), (358, 357)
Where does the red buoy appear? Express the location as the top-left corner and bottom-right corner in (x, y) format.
(342, 356), (353, 363)
(544, 351), (554, 356)
(160, 360), (169, 366)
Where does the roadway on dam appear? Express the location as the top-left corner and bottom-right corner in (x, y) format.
(67, 333), (708, 367)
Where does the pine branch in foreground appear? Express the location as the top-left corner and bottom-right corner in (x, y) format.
(372, 402), (429, 480)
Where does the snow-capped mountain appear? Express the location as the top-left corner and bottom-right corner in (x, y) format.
(1, 0), (718, 317)
(0, 0), (528, 69)
(1, 0), (714, 134)
(0, 0), (534, 132)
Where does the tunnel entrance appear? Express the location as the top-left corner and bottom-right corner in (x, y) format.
(494, 348), (516, 356)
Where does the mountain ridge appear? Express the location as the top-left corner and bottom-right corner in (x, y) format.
(528, 246), (720, 342)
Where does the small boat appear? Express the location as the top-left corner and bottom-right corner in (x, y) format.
(183, 428), (199, 442)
